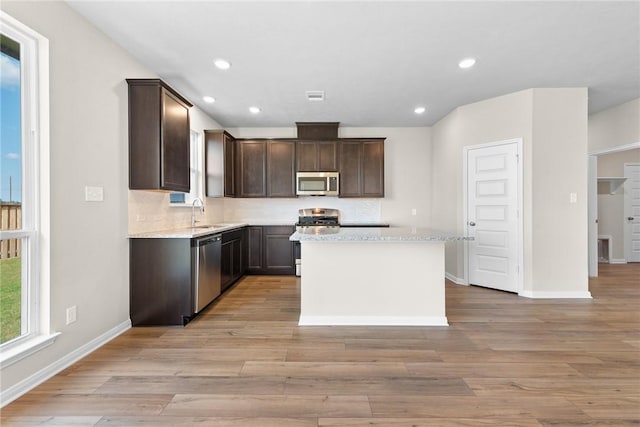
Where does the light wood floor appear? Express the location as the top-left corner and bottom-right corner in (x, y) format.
(2, 263), (639, 426)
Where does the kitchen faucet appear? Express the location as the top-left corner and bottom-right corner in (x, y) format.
(191, 197), (204, 227)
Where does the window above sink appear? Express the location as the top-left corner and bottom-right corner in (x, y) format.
(170, 129), (204, 207)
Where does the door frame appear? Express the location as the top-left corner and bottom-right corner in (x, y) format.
(624, 162), (640, 263)
(462, 138), (524, 294)
(587, 141), (640, 276)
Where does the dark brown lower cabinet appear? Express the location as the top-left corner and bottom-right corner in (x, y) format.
(130, 227), (247, 326)
(130, 238), (192, 326)
(130, 226), (292, 326)
(246, 225), (295, 275)
(221, 228), (245, 291)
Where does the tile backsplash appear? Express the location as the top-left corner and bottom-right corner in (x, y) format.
(223, 198), (382, 225)
(129, 191), (382, 234)
(128, 190), (224, 234)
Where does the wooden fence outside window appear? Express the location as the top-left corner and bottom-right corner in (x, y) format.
(1, 203), (22, 259)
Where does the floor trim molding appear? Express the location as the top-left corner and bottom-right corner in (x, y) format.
(299, 315), (449, 326)
(519, 290), (593, 299)
(445, 272), (466, 285)
(0, 319), (131, 407)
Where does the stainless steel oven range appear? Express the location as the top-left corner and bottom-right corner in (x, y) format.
(294, 208), (340, 276)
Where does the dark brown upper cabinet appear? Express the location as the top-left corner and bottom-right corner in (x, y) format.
(235, 139), (297, 198)
(237, 140), (267, 197)
(204, 130), (235, 197)
(267, 140), (297, 197)
(127, 79), (192, 192)
(338, 139), (385, 198)
(296, 122), (339, 140)
(224, 133), (236, 197)
(296, 141), (339, 172)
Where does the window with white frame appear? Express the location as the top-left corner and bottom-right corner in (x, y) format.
(0, 12), (52, 363)
(169, 129), (203, 206)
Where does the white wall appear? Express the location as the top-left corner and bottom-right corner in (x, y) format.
(530, 88), (589, 294)
(0, 1), (219, 396)
(223, 127), (431, 227)
(431, 88), (590, 297)
(589, 98), (640, 153)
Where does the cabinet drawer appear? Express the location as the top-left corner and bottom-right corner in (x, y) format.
(222, 228), (244, 243)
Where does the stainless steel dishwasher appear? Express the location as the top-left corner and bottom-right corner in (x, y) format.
(191, 234), (222, 313)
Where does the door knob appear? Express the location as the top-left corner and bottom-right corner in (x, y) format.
(629, 217), (635, 221)
(469, 221), (476, 226)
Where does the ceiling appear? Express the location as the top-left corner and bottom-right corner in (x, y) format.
(66, 1), (639, 128)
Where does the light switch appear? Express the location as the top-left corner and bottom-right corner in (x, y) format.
(85, 186), (104, 202)
(569, 192), (577, 204)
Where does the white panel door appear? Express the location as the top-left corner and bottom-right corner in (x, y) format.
(468, 142), (519, 292)
(624, 163), (640, 262)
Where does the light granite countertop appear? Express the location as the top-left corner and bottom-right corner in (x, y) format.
(290, 226), (472, 242)
(128, 223), (248, 239)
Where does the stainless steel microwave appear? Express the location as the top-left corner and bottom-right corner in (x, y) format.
(296, 172), (339, 196)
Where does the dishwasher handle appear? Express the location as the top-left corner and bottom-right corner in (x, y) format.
(197, 235), (221, 245)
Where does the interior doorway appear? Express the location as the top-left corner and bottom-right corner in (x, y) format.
(588, 143), (640, 277)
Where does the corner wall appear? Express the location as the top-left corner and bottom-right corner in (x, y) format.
(431, 90), (533, 282)
(431, 88), (590, 297)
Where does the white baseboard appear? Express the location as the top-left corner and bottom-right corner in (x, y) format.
(298, 315), (449, 326)
(1, 319), (131, 407)
(445, 272), (467, 285)
(610, 259), (627, 264)
(519, 290), (592, 299)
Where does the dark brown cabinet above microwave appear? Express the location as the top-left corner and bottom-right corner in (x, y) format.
(127, 79), (192, 192)
(296, 141), (339, 172)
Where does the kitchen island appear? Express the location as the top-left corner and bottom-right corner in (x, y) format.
(290, 227), (471, 326)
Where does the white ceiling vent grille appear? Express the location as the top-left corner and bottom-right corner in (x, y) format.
(306, 91), (325, 101)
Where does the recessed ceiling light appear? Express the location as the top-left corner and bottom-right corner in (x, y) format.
(458, 58), (476, 69)
(249, 106), (261, 114)
(203, 96), (215, 103)
(414, 106), (426, 114)
(214, 58), (231, 70)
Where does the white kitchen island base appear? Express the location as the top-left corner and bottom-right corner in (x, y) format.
(298, 240), (448, 326)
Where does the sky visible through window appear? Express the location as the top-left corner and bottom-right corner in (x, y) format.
(1, 46), (22, 203)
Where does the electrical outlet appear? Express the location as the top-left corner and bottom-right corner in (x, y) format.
(66, 305), (77, 325)
(411, 208), (417, 216)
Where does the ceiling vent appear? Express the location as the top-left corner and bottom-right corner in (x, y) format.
(306, 91), (325, 101)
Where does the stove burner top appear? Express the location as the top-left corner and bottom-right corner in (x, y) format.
(296, 208), (340, 227)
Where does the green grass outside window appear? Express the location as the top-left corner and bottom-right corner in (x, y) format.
(0, 257), (22, 344)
